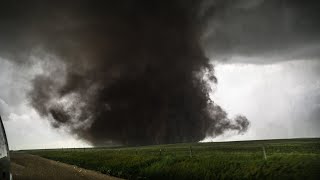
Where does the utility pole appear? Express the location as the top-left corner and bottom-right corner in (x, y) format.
(262, 146), (267, 160)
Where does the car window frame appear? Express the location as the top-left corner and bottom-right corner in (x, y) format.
(0, 116), (9, 159)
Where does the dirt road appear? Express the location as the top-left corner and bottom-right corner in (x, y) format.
(10, 153), (123, 180)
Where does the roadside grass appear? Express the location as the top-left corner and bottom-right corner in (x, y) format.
(28, 138), (320, 179)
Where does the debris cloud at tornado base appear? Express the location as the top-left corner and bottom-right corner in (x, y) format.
(1, 0), (249, 146)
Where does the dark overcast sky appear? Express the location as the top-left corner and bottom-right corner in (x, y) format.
(0, 0), (319, 63)
(202, 0), (320, 63)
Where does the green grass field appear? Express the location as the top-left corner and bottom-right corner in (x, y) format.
(27, 138), (320, 179)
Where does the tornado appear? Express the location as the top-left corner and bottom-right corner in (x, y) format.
(0, 0), (249, 146)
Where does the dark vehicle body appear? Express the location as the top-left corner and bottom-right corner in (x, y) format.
(0, 116), (11, 180)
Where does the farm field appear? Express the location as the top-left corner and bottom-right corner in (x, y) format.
(26, 138), (320, 179)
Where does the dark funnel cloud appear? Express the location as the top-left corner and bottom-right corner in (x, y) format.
(0, 0), (249, 145)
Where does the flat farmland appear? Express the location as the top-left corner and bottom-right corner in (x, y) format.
(26, 138), (320, 179)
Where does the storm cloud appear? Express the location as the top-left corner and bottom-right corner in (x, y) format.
(0, 0), (249, 145)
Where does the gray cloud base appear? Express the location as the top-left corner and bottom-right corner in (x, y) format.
(203, 0), (320, 63)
